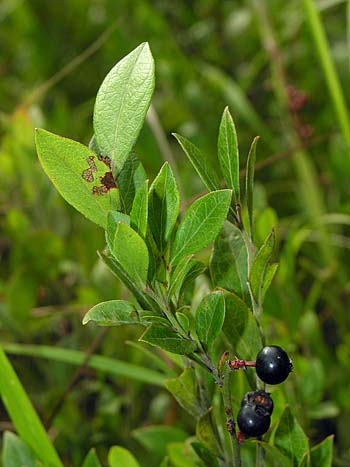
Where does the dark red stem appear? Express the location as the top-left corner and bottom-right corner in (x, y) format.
(228, 359), (256, 370)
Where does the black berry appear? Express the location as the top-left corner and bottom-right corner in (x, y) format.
(256, 345), (293, 385)
(237, 404), (271, 437)
(237, 390), (273, 438)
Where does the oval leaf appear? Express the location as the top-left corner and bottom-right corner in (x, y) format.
(165, 368), (206, 418)
(170, 190), (232, 266)
(140, 325), (197, 355)
(274, 406), (309, 467)
(249, 229), (275, 304)
(2, 432), (37, 467)
(108, 446), (140, 467)
(94, 43), (155, 174)
(245, 136), (259, 238)
(173, 133), (221, 191)
(218, 107), (240, 204)
(82, 449), (102, 467)
(210, 222), (250, 303)
(195, 291), (225, 350)
(130, 179), (149, 238)
(106, 211), (131, 252)
(132, 425), (188, 460)
(36, 129), (119, 228)
(82, 300), (140, 326)
(149, 162), (180, 250)
(112, 222), (149, 287)
(222, 292), (262, 362)
(310, 435), (334, 467)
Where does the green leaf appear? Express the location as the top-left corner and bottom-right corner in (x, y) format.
(218, 107), (240, 204)
(94, 42), (155, 174)
(261, 262), (278, 302)
(140, 326), (197, 355)
(149, 162), (180, 251)
(2, 432), (37, 467)
(165, 368), (206, 418)
(3, 342), (166, 387)
(195, 291), (225, 350)
(106, 211), (130, 251)
(171, 190), (232, 266)
(82, 300), (142, 326)
(252, 441), (292, 467)
(310, 435), (333, 467)
(130, 179), (149, 238)
(191, 442), (220, 467)
(249, 229), (275, 303)
(35, 129), (119, 229)
(108, 446), (140, 467)
(176, 312), (190, 333)
(159, 456), (170, 467)
(82, 449), (102, 467)
(132, 425), (188, 460)
(196, 410), (221, 457)
(112, 222), (149, 287)
(168, 255), (193, 300)
(99, 252), (159, 313)
(210, 222), (250, 302)
(275, 406), (309, 467)
(222, 292), (262, 361)
(116, 152), (147, 214)
(173, 133), (221, 191)
(167, 443), (199, 467)
(0, 346), (63, 467)
(174, 260), (207, 302)
(245, 136), (259, 238)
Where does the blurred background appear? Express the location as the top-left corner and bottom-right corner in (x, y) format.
(0, 0), (349, 465)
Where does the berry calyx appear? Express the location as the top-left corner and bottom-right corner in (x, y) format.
(241, 389), (274, 415)
(237, 404), (271, 438)
(256, 345), (293, 385)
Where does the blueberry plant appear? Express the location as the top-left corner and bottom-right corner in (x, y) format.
(34, 43), (333, 466)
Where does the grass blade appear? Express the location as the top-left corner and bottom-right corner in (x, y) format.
(304, 0), (350, 146)
(0, 346), (63, 467)
(2, 343), (167, 387)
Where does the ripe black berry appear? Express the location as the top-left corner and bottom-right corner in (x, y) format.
(237, 389), (273, 438)
(256, 345), (293, 385)
(237, 404), (271, 438)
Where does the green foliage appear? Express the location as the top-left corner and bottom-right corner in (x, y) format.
(108, 446), (141, 467)
(195, 291), (225, 351)
(218, 107), (240, 205)
(94, 42), (155, 174)
(170, 190), (232, 266)
(1, 4), (347, 463)
(274, 406), (309, 467)
(0, 347), (63, 466)
(35, 129), (119, 228)
(2, 432), (37, 467)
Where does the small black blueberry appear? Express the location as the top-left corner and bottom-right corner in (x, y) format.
(256, 345), (293, 385)
(237, 404), (271, 438)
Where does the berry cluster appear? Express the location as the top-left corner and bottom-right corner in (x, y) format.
(229, 345), (293, 439)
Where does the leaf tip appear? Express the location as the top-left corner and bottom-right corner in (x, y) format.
(82, 315), (90, 325)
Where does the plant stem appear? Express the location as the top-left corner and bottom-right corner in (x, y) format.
(221, 364), (242, 467)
